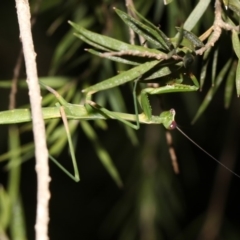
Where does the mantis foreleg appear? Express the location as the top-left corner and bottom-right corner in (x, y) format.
(139, 74), (199, 120)
(86, 77), (141, 130)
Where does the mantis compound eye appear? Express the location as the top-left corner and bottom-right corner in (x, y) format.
(168, 121), (177, 130)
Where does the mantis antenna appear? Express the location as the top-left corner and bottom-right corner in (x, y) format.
(175, 125), (240, 178)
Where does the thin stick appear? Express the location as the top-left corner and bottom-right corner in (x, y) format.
(125, 0), (137, 45)
(10, 0), (42, 111)
(196, 0), (239, 55)
(9, 49), (23, 110)
(165, 131), (179, 174)
(15, 1), (50, 240)
(176, 126), (240, 178)
(125, 0), (146, 46)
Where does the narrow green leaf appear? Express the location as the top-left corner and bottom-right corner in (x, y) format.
(144, 61), (183, 80)
(10, 197), (27, 240)
(224, 61), (236, 108)
(48, 121), (78, 156)
(232, 30), (240, 59)
(46, 118), (61, 136)
(81, 121), (123, 187)
(0, 186), (11, 231)
(83, 60), (160, 93)
(183, 0), (211, 31)
(190, 72), (200, 88)
(106, 88), (138, 146)
(192, 59), (232, 124)
(1, 143), (33, 166)
(7, 126), (27, 240)
(175, 27), (204, 48)
(236, 60), (240, 96)
(50, 29), (82, 74)
(118, 7), (173, 51)
(69, 21), (162, 55)
(199, 37), (213, 89)
(130, 7), (163, 31)
(211, 48), (219, 86)
(50, 16), (95, 74)
(200, 60), (209, 90)
(74, 33), (111, 52)
(114, 8), (172, 51)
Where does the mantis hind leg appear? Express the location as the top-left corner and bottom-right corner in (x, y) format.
(39, 82), (80, 181)
(48, 105), (80, 182)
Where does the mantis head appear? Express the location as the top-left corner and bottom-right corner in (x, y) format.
(160, 108), (177, 130)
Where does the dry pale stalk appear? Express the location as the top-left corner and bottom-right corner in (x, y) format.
(15, 0), (50, 240)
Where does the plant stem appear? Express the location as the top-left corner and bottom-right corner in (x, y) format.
(15, 1), (50, 240)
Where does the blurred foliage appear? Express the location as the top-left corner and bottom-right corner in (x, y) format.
(0, 0), (240, 240)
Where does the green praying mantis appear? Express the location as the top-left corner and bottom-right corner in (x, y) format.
(0, 82), (177, 183)
(0, 81), (239, 181)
